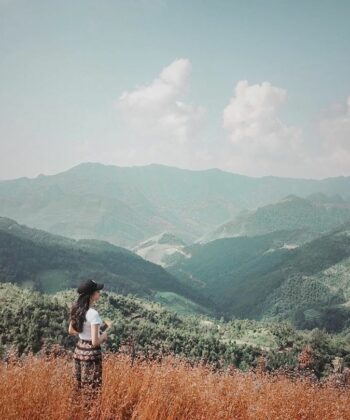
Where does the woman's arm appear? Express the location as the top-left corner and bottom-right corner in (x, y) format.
(68, 321), (79, 336)
(91, 324), (107, 347)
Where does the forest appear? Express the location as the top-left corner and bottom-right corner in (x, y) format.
(1, 283), (349, 380)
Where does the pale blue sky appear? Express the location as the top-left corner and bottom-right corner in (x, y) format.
(1, 0), (350, 179)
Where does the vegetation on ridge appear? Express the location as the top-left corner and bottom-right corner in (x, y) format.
(1, 283), (350, 380)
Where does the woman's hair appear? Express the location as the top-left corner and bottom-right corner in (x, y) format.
(69, 293), (91, 333)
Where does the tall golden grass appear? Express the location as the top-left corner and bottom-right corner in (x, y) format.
(1, 348), (349, 420)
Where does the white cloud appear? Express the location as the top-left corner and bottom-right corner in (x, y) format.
(115, 58), (205, 147)
(113, 65), (350, 178)
(303, 95), (350, 177)
(319, 96), (350, 153)
(222, 81), (303, 176)
(221, 85), (350, 178)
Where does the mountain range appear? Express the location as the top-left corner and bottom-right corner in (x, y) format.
(1, 162), (350, 248)
(1, 162), (350, 332)
(1, 214), (350, 331)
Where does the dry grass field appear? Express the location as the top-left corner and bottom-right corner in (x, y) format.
(1, 348), (349, 420)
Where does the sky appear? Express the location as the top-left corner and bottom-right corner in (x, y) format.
(1, 0), (350, 180)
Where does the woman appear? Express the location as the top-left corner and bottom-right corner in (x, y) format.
(68, 279), (109, 399)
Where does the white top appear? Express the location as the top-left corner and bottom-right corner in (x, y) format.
(78, 307), (103, 340)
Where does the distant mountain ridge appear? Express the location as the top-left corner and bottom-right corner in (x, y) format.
(1, 162), (350, 248)
(199, 193), (350, 243)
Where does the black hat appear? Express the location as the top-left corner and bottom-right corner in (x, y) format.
(77, 279), (104, 295)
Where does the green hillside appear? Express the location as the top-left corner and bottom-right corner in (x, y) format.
(166, 228), (311, 297)
(167, 224), (350, 332)
(1, 162), (350, 248)
(1, 282), (350, 378)
(0, 217), (211, 311)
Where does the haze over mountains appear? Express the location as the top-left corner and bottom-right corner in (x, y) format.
(1, 162), (350, 249)
(133, 193), (350, 268)
(1, 162), (350, 332)
(199, 193), (350, 244)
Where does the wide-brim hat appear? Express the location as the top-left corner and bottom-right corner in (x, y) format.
(77, 279), (104, 295)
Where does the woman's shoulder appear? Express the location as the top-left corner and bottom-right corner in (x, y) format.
(86, 308), (99, 318)
(86, 307), (99, 315)
(86, 307), (102, 323)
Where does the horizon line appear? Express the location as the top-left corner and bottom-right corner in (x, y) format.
(0, 161), (348, 183)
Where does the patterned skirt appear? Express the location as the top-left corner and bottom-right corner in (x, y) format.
(73, 338), (102, 391)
